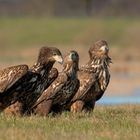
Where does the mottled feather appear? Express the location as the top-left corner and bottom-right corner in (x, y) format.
(32, 73), (68, 108)
(0, 65), (28, 93)
(70, 71), (96, 102)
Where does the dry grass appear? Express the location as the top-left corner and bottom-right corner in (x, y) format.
(0, 105), (140, 140)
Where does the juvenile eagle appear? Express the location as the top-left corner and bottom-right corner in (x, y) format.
(0, 47), (63, 116)
(68, 40), (112, 113)
(32, 50), (80, 116)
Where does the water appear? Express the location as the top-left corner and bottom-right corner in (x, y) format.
(97, 73), (140, 105)
(97, 86), (140, 105)
(97, 96), (140, 105)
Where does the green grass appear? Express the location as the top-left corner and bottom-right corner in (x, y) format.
(0, 17), (140, 50)
(0, 105), (140, 140)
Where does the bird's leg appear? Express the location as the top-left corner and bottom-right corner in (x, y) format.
(70, 100), (85, 113)
(51, 104), (63, 116)
(4, 101), (23, 116)
(33, 100), (52, 116)
(83, 100), (95, 113)
(0, 102), (6, 111)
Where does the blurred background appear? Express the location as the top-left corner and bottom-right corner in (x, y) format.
(0, 0), (140, 105)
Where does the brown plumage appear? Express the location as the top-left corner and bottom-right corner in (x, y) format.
(0, 65), (28, 93)
(32, 50), (80, 116)
(0, 47), (63, 116)
(0, 65), (29, 111)
(68, 40), (112, 113)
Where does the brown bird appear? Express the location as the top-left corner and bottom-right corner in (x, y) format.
(32, 50), (80, 116)
(0, 47), (63, 116)
(68, 40), (112, 113)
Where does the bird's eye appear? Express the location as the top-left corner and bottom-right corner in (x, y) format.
(106, 47), (109, 51)
(53, 53), (57, 56)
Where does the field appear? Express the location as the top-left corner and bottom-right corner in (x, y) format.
(0, 17), (140, 140)
(0, 17), (140, 49)
(0, 105), (140, 140)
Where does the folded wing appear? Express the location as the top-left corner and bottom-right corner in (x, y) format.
(32, 73), (68, 108)
(71, 71), (96, 102)
(0, 65), (28, 93)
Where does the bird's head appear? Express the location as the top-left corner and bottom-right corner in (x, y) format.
(37, 47), (63, 65)
(89, 40), (109, 59)
(89, 40), (112, 64)
(63, 50), (79, 72)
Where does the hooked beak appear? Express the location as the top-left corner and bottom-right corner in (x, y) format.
(99, 45), (109, 53)
(53, 55), (63, 64)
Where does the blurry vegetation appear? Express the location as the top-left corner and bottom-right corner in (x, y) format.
(0, 17), (140, 49)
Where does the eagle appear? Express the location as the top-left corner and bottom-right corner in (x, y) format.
(68, 40), (112, 113)
(32, 50), (80, 116)
(0, 47), (63, 116)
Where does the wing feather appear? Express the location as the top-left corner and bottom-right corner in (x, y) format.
(71, 71), (96, 102)
(0, 65), (28, 93)
(45, 68), (58, 89)
(32, 72), (68, 108)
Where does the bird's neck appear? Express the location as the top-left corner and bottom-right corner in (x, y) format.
(81, 55), (110, 72)
(63, 64), (78, 79)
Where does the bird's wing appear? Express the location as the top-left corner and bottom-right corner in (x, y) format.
(32, 72), (68, 108)
(95, 73), (110, 101)
(0, 65), (29, 93)
(71, 71), (96, 102)
(45, 68), (58, 89)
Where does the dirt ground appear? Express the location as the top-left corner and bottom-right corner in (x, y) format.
(0, 46), (140, 97)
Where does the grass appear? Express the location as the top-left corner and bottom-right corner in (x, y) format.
(0, 105), (140, 140)
(0, 17), (140, 50)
